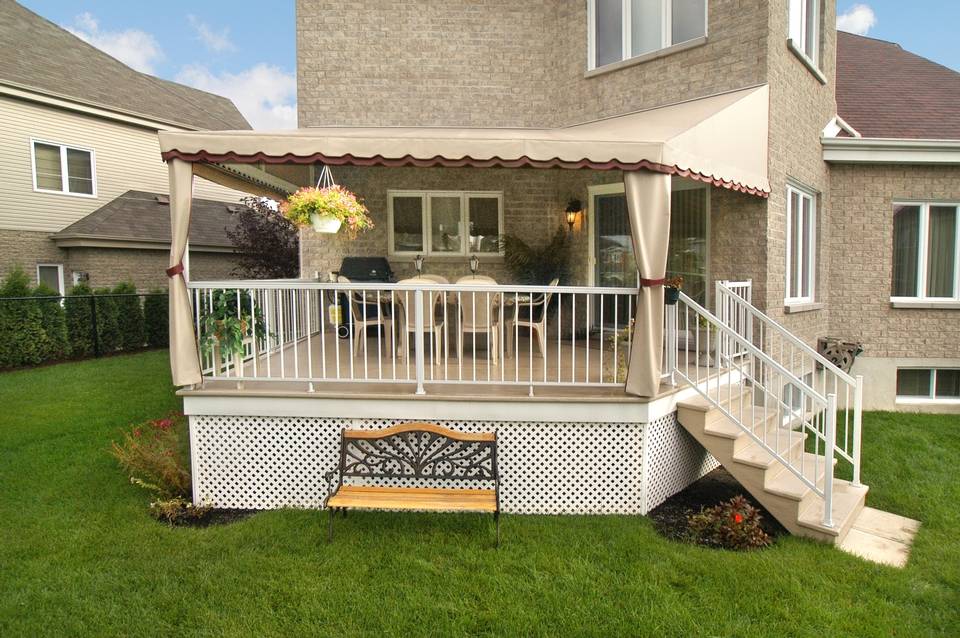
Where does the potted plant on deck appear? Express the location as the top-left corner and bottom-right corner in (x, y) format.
(198, 290), (267, 381)
(664, 275), (684, 305)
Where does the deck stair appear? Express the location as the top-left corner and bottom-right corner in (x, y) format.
(669, 284), (919, 565)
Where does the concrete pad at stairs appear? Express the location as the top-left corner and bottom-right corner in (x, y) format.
(838, 507), (920, 568)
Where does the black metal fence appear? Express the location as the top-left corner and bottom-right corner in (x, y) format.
(0, 292), (167, 369)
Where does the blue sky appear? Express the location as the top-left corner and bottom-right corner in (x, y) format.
(18, 1), (960, 129)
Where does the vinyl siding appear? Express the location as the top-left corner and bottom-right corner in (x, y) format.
(0, 95), (245, 233)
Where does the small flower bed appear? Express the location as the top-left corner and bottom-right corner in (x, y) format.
(686, 495), (773, 550)
(281, 185), (373, 237)
(110, 412), (211, 525)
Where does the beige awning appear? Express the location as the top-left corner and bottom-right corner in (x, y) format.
(160, 85), (770, 196)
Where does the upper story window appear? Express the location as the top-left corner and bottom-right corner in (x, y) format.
(892, 203), (959, 302)
(389, 190), (503, 257)
(31, 140), (96, 197)
(786, 183), (817, 304)
(789, 0), (820, 65)
(588, 0), (707, 70)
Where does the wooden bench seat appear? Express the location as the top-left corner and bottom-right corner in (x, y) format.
(323, 423), (501, 545)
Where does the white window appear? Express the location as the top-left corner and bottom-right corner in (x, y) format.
(785, 184), (817, 304)
(789, 0), (820, 64)
(588, 0), (707, 70)
(388, 191), (503, 257)
(897, 368), (960, 402)
(892, 203), (959, 302)
(36, 264), (64, 296)
(31, 140), (96, 196)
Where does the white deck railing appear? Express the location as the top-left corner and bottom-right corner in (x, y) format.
(188, 279), (646, 394)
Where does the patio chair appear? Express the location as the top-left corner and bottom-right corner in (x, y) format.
(455, 275), (502, 364)
(509, 277), (559, 358)
(338, 275), (393, 356)
(395, 277), (445, 363)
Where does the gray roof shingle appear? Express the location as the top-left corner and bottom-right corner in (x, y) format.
(0, 0), (250, 131)
(837, 32), (960, 140)
(50, 190), (244, 249)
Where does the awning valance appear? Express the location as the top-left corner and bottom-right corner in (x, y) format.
(159, 85), (770, 197)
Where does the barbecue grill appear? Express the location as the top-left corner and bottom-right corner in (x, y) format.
(330, 257), (395, 339)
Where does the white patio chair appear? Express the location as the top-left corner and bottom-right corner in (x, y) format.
(395, 277), (445, 363)
(455, 275), (501, 364)
(509, 277), (559, 358)
(338, 275), (393, 356)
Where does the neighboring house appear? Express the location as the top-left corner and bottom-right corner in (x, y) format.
(0, 0), (273, 292)
(151, 0), (928, 562)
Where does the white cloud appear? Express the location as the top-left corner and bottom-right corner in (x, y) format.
(187, 15), (236, 53)
(837, 4), (877, 36)
(176, 64), (297, 129)
(65, 12), (163, 74)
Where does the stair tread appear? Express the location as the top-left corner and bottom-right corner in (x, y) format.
(703, 410), (778, 440)
(677, 385), (750, 413)
(764, 453), (836, 500)
(732, 431), (807, 469)
(797, 481), (869, 537)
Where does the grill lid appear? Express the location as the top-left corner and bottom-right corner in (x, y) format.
(338, 256), (394, 282)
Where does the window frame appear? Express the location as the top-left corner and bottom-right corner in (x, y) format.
(36, 263), (65, 296)
(586, 0), (708, 71)
(30, 139), (97, 198)
(891, 201), (960, 304)
(789, 0), (820, 66)
(785, 183), (818, 305)
(896, 367), (960, 404)
(387, 190), (505, 258)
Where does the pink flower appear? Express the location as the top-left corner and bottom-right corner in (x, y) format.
(733, 513), (744, 524)
(133, 428), (142, 438)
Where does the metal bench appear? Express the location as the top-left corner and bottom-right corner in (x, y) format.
(324, 423), (501, 545)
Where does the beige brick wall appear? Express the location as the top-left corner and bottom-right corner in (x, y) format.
(762, 0), (837, 346)
(296, 0), (556, 127)
(0, 229), (239, 291)
(828, 164), (960, 359)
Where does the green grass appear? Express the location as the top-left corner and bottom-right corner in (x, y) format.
(1, 351), (958, 637)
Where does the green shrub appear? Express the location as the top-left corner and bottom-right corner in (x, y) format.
(110, 413), (191, 500)
(93, 288), (121, 353)
(686, 495), (772, 551)
(0, 268), (48, 368)
(113, 282), (145, 350)
(33, 283), (69, 361)
(143, 289), (168, 348)
(65, 284), (95, 358)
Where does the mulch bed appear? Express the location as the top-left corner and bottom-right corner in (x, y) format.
(166, 508), (257, 528)
(648, 467), (787, 543)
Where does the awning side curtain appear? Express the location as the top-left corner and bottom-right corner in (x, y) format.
(624, 171), (671, 397)
(168, 159), (202, 386)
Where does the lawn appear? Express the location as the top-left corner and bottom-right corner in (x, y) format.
(1, 351), (958, 637)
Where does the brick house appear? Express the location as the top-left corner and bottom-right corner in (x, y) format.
(0, 1), (292, 292)
(153, 0), (932, 561)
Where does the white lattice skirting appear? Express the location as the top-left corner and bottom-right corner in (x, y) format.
(189, 413), (717, 515)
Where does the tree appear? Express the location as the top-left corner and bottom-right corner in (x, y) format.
(33, 283), (69, 361)
(113, 282), (145, 350)
(0, 268), (48, 367)
(226, 196), (299, 279)
(144, 289), (169, 347)
(65, 283), (95, 358)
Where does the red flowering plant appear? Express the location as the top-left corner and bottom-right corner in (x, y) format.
(686, 495), (772, 550)
(110, 412), (208, 524)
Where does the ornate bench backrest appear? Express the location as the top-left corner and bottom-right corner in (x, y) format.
(338, 423), (498, 483)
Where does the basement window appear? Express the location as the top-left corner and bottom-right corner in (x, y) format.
(896, 368), (960, 402)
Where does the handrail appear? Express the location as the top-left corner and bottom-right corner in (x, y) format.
(187, 279), (639, 295)
(716, 282), (857, 386)
(678, 292), (829, 406)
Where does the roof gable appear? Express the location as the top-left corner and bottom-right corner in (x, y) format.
(0, 1), (250, 131)
(837, 32), (960, 140)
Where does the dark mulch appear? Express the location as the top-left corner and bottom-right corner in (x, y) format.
(166, 508), (257, 528)
(648, 467), (787, 543)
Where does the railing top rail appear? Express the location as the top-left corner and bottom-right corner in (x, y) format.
(679, 292), (829, 406)
(716, 281), (857, 386)
(187, 279), (640, 295)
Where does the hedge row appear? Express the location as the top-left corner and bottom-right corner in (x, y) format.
(0, 268), (167, 369)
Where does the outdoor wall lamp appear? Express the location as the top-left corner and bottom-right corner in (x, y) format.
(469, 254), (480, 274)
(565, 198), (583, 231)
(414, 254), (424, 275)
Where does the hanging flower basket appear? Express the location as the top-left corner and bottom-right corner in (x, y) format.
(280, 167), (373, 238)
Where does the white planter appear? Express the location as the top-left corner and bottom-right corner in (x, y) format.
(310, 213), (342, 234)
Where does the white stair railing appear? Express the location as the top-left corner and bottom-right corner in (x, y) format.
(669, 291), (846, 528)
(714, 281), (863, 487)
